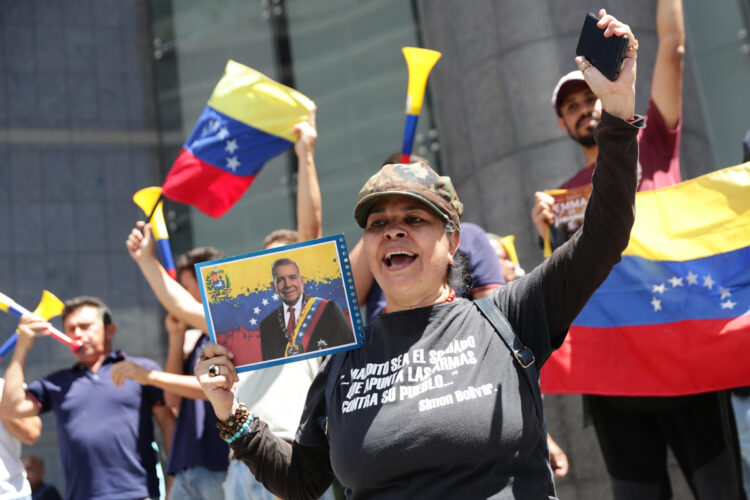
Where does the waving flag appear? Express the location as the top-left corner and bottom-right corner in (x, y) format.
(163, 60), (315, 217)
(541, 162), (750, 396)
(133, 187), (177, 280)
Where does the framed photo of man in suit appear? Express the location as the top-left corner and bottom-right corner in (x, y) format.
(196, 234), (365, 372)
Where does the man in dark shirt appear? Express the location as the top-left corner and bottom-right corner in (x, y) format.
(1, 296), (175, 500)
(259, 258), (354, 360)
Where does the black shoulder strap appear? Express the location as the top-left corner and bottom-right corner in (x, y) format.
(319, 351), (348, 435)
(325, 352), (347, 410)
(474, 296), (544, 422)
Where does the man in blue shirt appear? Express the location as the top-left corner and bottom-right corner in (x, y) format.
(0, 296), (175, 500)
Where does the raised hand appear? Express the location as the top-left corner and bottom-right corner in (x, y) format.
(15, 314), (52, 349)
(164, 313), (187, 340)
(126, 221), (156, 263)
(577, 9), (638, 120)
(293, 106), (318, 159)
(531, 191), (556, 239)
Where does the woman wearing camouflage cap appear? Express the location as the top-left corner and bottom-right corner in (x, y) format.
(197, 11), (640, 499)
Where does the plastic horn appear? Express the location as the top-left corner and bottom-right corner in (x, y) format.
(0, 291), (83, 353)
(133, 186), (177, 280)
(0, 290), (65, 360)
(500, 235), (520, 266)
(400, 47), (442, 163)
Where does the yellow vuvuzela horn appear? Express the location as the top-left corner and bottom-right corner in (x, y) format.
(400, 47), (442, 163)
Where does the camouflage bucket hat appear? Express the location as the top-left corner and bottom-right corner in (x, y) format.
(354, 161), (464, 231)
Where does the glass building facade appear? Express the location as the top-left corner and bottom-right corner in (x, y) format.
(150, 0), (441, 257)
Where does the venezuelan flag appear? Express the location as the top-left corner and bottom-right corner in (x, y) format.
(163, 60), (315, 217)
(541, 162), (750, 396)
(133, 187), (177, 280)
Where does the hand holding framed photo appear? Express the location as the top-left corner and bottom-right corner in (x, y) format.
(196, 234), (365, 372)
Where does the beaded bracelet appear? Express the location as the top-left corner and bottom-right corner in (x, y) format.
(225, 417), (253, 444)
(216, 403), (253, 441)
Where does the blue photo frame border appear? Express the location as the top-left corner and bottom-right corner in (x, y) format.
(195, 233), (365, 372)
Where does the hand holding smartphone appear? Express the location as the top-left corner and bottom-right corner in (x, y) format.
(576, 13), (629, 81)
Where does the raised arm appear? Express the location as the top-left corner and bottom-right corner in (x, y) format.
(294, 108), (323, 243)
(126, 222), (208, 332)
(541, 11), (640, 342)
(0, 316), (47, 419)
(650, 0), (684, 129)
(0, 377), (41, 445)
(1, 414), (42, 445)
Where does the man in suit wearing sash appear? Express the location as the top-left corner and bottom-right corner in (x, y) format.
(259, 258), (354, 360)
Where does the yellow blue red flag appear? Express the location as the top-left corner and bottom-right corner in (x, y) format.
(163, 60), (314, 217)
(542, 162), (750, 396)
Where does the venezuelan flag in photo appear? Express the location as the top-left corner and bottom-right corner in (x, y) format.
(202, 240), (354, 367)
(163, 60), (315, 217)
(541, 162), (750, 396)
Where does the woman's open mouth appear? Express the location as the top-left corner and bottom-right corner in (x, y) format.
(383, 251), (417, 270)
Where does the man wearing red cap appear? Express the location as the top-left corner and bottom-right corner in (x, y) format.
(531, 2), (745, 499)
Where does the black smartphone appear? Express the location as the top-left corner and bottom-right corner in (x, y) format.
(575, 13), (629, 81)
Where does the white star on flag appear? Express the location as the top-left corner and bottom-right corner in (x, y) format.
(721, 300), (737, 310)
(225, 139), (238, 154)
(262, 298), (269, 306)
(703, 275), (715, 290)
(253, 307), (260, 314)
(272, 294), (279, 301)
(218, 127), (229, 139)
(226, 156), (240, 172)
(250, 317), (257, 326)
(668, 276), (684, 287)
(643, 268), (742, 317)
